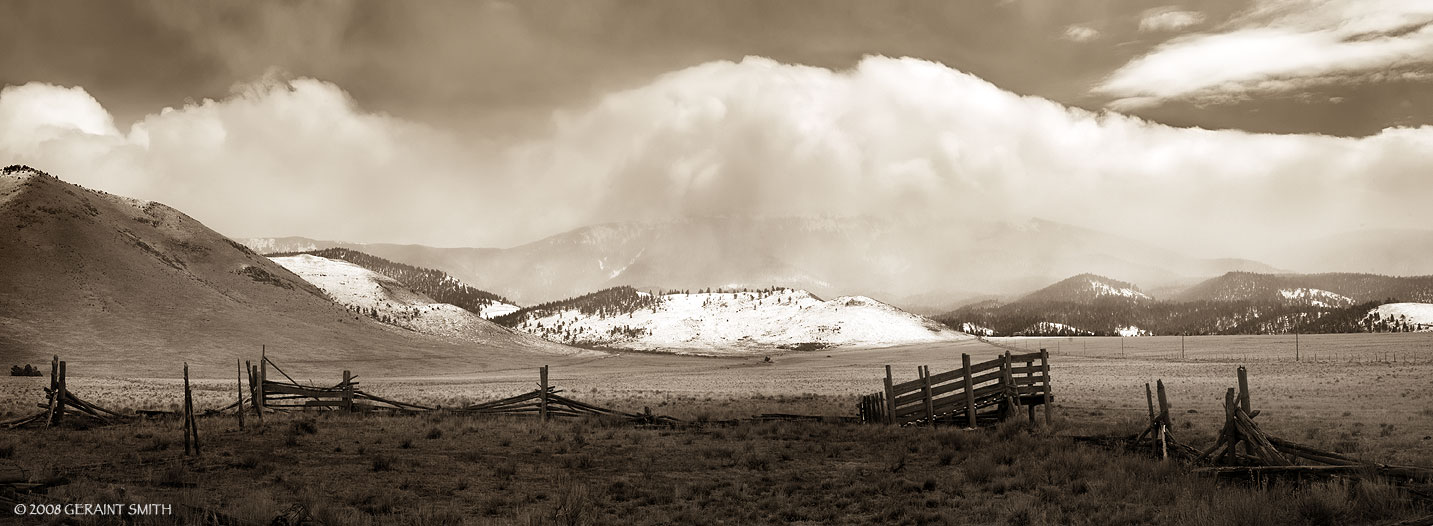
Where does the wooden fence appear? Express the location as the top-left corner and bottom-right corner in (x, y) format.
(859, 350), (1052, 427)
(248, 351), (430, 414)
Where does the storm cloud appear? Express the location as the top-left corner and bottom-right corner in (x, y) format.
(2, 56), (1430, 259)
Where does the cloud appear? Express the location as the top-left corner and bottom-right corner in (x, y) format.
(1063, 25), (1101, 42)
(0, 84), (120, 155)
(2, 56), (1431, 259)
(1099, 0), (1433, 108)
(1138, 7), (1206, 32)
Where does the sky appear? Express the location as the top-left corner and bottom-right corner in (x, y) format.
(0, 0), (1430, 258)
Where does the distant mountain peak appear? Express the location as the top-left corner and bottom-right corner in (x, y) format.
(1018, 273), (1151, 304)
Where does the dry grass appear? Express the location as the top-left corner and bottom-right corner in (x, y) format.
(5, 412), (1429, 525)
(5, 333), (1431, 523)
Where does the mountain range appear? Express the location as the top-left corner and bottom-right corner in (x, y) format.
(937, 272), (1433, 336)
(4, 165), (1429, 376)
(241, 216), (1282, 313)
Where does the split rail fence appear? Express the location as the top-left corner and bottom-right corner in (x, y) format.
(859, 350), (1052, 427)
(247, 350), (430, 414)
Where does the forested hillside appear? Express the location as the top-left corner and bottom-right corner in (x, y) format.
(269, 248), (515, 317)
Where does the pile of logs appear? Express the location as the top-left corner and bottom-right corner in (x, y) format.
(1, 356), (128, 429)
(1139, 366), (1433, 486)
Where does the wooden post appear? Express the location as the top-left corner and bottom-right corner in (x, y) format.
(1295, 333), (1299, 362)
(1001, 351), (1014, 420)
(539, 365), (549, 422)
(1236, 366), (1251, 415)
(962, 354), (976, 429)
(875, 392), (885, 424)
(259, 348), (267, 414)
(1145, 383), (1156, 424)
(55, 360), (66, 427)
(342, 370), (353, 412)
(236, 359), (245, 430)
(920, 365), (934, 426)
(1039, 349), (1052, 425)
(1025, 357), (1036, 423)
(183, 363), (193, 456)
(1221, 387), (1238, 463)
(44, 355), (58, 428)
(1155, 379), (1169, 424)
(1155, 379), (1169, 460)
(883, 365), (895, 425)
(250, 364), (263, 425)
(1237, 366), (1252, 456)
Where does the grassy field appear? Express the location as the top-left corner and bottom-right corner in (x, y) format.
(4, 333), (1432, 524)
(6, 412), (1428, 526)
(990, 332), (1433, 364)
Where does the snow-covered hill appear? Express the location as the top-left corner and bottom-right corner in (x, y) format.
(500, 288), (971, 354)
(1017, 274), (1151, 304)
(1363, 303), (1433, 332)
(271, 254), (558, 348)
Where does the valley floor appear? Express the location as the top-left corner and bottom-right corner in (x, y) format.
(2, 333), (1431, 524)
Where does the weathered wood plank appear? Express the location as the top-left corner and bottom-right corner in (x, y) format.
(262, 384), (334, 398)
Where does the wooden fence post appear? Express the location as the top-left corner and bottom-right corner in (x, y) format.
(55, 360), (66, 427)
(342, 370), (353, 413)
(183, 363), (194, 456)
(1145, 383), (1155, 425)
(250, 364), (263, 425)
(539, 365), (549, 422)
(1000, 351), (1014, 420)
(1155, 379), (1169, 460)
(1040, 349), (1052, 425)
(883, 365), (895, 425)
(44, 355), (58, 428)
(920, 365), (934, 426)
(259, 349), (267, 414)
(1025, 356), (1036, 423)
(1236, 366), (1251, 415)
(962, 353), (976, 429)
(236, 359), (244, 430)
(1237, 366), (1251, 456)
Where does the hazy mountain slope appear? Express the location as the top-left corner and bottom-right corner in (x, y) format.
(937, 271), (1433, 336)
(269, 255), (555, 348)
(1268, 229), (1433, 276)
(1175, 272), (1433, 304)
(0, 166), (573, 377)
(269, 248), (520, 318)
(1015, 274), (1151, 304)
(495, 287), (970, 354)
(243, 217), (1279, 308)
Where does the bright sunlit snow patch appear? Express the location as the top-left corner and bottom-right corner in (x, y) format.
(271, 254), (555, 348)
(1278, 288), (1353, 308)
(511, 288), (970, 355)
(1116, 325), (1149, 337)
(1088, 278), (1151, 300)
(1365, 303), (1433, 332)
